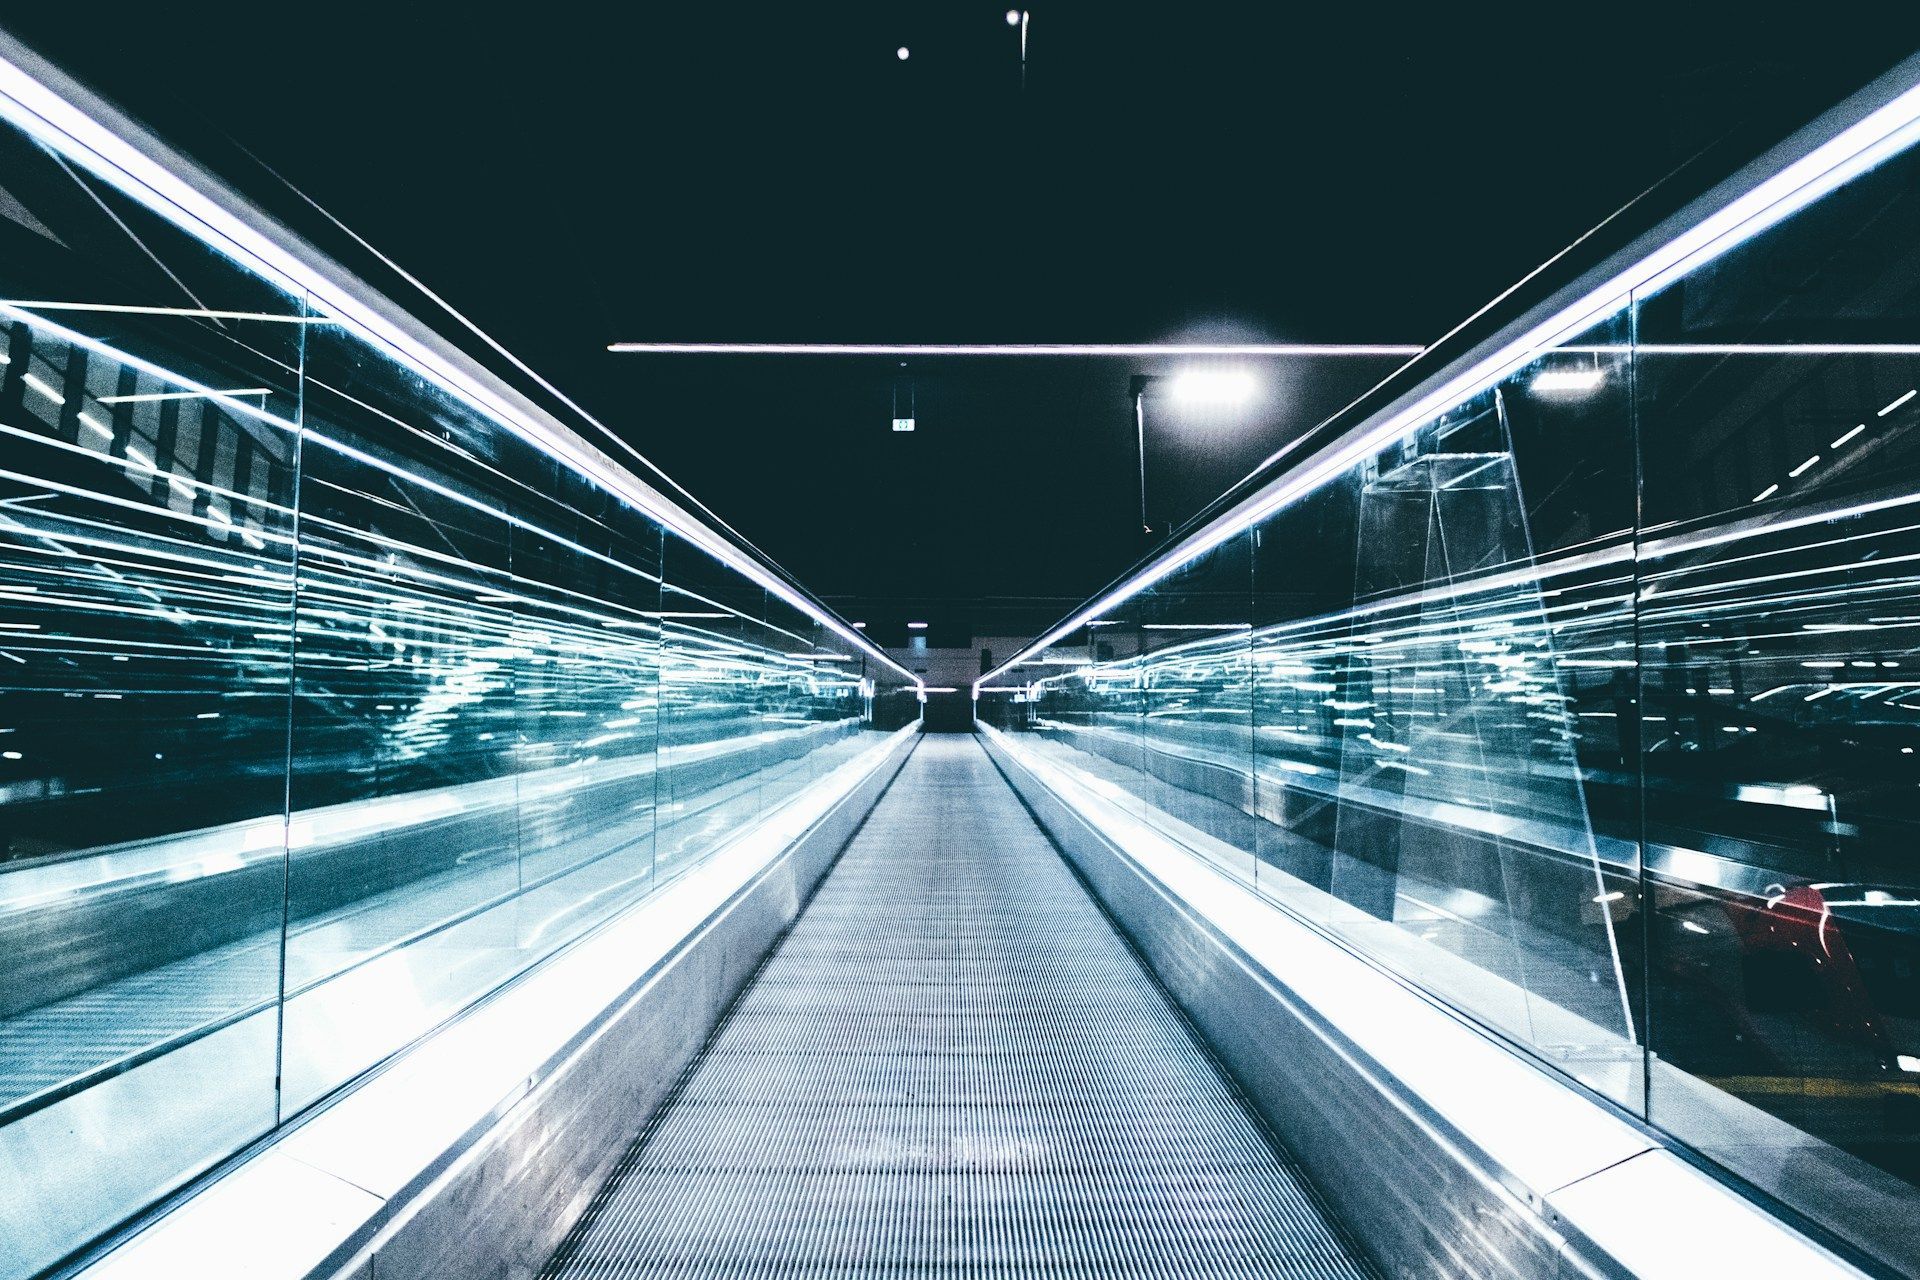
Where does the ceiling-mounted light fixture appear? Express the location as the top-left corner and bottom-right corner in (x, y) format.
(1168, 368), (1257, 406)
(1529, 367), (1605, 394)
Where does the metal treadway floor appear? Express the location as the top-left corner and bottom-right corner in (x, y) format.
(542, 735), (1375, 1279)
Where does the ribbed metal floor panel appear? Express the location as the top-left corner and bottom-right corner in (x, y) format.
(543, 736), (1374, 1280)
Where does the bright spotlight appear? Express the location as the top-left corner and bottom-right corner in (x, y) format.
(1006, 9), (1022, 23)
(1530, 367), (1605, 394)
(1168, 369), (1257, 406)
(896, 46), (910, 60)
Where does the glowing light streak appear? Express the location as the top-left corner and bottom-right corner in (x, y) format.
(0, 57), (914, 686)
(21, 371), (63, 404)
(98, 387), (272, 405)
(608, 342), (1423, 357)
(979, 74), (1920, 692)
(1530, 367), (1605, 393)
(4, 299), (330, 322)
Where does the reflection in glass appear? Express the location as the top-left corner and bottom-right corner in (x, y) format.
(979, 110), (1920, 1275)
(1002, 319), (1642, 1101)
(0, 84), (915, 1280)
(1632, 138), (1920, 1269)
(0, 132), (308, 1274)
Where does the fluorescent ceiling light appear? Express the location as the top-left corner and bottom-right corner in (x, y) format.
(3, 299), (332, 322)
(974, 63), (1920, 694)
(1529, 367), (1605, 394)
(907, 621), (928, 629)
(607, 342), (1423, 357)
(99, 387), (272, 404)
(1168, 369), (1257, 405)
(0, 44), (919, 690)
(1618, 343), (1920, 355)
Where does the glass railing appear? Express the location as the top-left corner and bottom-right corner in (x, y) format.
(977, 58), (1920, 1277)
(0, 42), (918, 1280)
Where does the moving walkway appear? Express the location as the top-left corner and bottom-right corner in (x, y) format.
(2, 27), (1918, 1280)
(544, 737), (1372, 1279)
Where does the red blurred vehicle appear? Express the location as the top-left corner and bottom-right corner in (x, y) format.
(1733, 882), (1920, 1107)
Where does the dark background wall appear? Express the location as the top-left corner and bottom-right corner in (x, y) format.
(11, 2), (1917, 627)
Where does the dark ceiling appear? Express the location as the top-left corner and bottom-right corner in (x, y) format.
(11, 3), (1918, 627)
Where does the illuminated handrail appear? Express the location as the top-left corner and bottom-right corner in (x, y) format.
(977, 51), (1920, 693)
(0, 33), (917, 689)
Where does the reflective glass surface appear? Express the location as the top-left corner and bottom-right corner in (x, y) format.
(1631, 136), (1920, 1259)
(0, 93), (913, 1280)
(979, 111), (1920, 1275)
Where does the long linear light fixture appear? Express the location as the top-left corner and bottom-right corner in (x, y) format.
(976, 59), (1920, 694)
(614, 341), (1920, 357)
(0, 39), (917, 687)
(613, 341), (1920, 359)
(609, 342), (1424, 357)
(2, 299), (335, 322)
(99, 387), (272, 404)
(1567, 343), (1920, 355)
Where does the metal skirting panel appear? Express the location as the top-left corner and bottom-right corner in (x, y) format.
(330, 732), (919, 1280)
(978, 731), (1596, 1280)
(543, 736), (1374, 1280)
